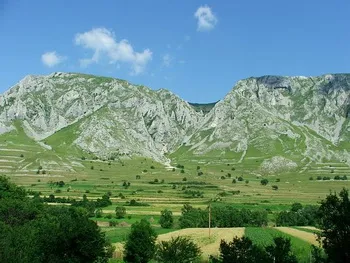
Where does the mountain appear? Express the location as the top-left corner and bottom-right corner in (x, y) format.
(0, 72), (349, 173)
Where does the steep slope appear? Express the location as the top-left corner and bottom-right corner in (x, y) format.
(0, 72), (349, 172)
(0, 72), (201, 162)
(181, 74), (350, 172)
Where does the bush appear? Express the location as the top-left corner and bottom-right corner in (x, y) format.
(180, 169), (185, 174)
(150, 165), (155, 169)
(272, 185), (278, 190)
(260, 178), (269, 186)
(115, 206), (126, 219)
(232, 179), (237, 184)
(317, 176), (322, 180)
(182, 177), (187, 182)
(309, 176), (314, 180)
(245, 180), (249, 184)
(238, 176), (244, 182)
(155, 236), (201, 263)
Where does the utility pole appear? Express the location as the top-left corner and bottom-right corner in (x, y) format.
(208, 203), (211, 239)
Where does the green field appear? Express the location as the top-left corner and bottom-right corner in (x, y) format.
(2, 125), (349, 220)
(245, 227), (313, 263)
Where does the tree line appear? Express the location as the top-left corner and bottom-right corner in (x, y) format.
(0, 176), (113, 263)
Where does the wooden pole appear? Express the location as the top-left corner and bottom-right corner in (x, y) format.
(208, 204), (211, 239)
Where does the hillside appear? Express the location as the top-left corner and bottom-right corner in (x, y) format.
(0, 72), (349, 176)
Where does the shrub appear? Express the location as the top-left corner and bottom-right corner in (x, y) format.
(260, 178), (269, 186)
(180, 169), (185, 174)
(115, 206), (126, 219)
(309, 176), (314, 180)
(150, 165), (155, 169)
(272, 185), (278, 190)
(182, 177), (187, 181)
(238, 176), (244, 182)
(232, 179), (237, 184)
(317, 176), (322, 180)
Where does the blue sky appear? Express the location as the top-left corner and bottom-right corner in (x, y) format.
(1, 0), (349, 102)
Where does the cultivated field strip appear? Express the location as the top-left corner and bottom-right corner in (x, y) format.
(275, 227), (318, 245)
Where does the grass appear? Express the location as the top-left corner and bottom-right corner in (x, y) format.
(103, 226), (177, 243)
(245, 227), (313, 263)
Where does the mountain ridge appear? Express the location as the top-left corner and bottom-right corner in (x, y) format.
(0, 72), (349, 170)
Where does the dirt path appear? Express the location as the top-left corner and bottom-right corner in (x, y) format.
(275, 227), (318, 245)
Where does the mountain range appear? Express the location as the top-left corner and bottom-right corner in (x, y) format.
(0, 72), (349, 173)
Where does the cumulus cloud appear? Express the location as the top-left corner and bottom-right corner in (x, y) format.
(75, 28), (152, 75)
(162, 54), (172, 67)
(194, 5), (217, 31)
(41, 51), (65, 67)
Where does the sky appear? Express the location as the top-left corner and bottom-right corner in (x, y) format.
(1, 0), (349, 102)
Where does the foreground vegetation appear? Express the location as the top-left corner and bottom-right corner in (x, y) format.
(1, 175), (348, 262)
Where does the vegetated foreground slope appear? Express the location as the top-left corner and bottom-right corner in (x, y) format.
(0, 72), (349, 176)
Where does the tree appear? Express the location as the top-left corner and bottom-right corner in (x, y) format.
(317, 188), (350, 263)
(155, 236), (201, 263)
(291, 202), (303, 212)
(159, 209), (174, 228)
(265, 237), (298, 263)
(115, 206), (126, 219)
(260, 178), (269, 186)
(219, 236), (268, 263)
(124, 219), (157, 263)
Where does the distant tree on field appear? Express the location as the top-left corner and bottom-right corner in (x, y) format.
(115, 206), (126, 219)
(260, 178), (269, 186)
(159, 209), (174, 228)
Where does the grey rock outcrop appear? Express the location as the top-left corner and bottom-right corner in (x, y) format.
(0, 72), (349, 165)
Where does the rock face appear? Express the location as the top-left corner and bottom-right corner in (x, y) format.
(0, 72), (349, 164)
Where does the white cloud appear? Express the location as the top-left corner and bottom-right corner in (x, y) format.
(162, 54), (172, 67)
(75, 28), (152, 75)
(41, 51), (65, 67)
(194, 5), (217, 31)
